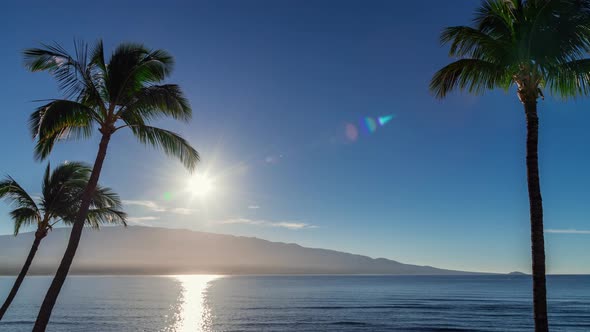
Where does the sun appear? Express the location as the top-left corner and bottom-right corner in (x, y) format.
(186, 173), (215, 198)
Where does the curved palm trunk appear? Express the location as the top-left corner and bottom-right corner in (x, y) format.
(524, 100), (549, 332)
(32, 133), (112, 332)
(0, 230), (47, 320)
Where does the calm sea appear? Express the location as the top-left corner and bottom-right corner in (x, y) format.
(0, 275), (588, 331)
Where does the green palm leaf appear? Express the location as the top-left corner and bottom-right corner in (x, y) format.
(430, 59), (511, 99)
(119, 84), (191, 122)
(84, 207), (127, 229)
(10, 207), (39, 236)
(107, 43), (174, 105)
(546, 59), (590, 97)
(41, 162), (90, 216)
(0, 177), (40, 213)
(127, 125), (199, 170)
(441, 26), (507, 60)
(29, 100), (97, 160)
(24, 40), (103, 103)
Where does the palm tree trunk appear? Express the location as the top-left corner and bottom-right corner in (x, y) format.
(524, 100), (549, 332)
(32, 132), (112, 332)
(0, 230), (47, 320)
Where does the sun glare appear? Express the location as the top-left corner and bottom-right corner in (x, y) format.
(186, 173), (215, 198)
(170, 275), (221, 332)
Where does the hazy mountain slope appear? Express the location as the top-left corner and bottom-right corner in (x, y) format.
(0, 226), (479, 275)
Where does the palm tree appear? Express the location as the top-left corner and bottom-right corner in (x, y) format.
(430, 1), (590, 331)
(23, 40), (199, 331)
(0, 162), (126, 320)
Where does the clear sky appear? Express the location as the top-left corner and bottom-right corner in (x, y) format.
(0, 0), (588, 274)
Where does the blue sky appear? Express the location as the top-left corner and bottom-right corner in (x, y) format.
(0, 0), (589, 274)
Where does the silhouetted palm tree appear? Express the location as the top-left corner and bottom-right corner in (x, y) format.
(430, 1), (590, 331)
(23, 40), (199, 331)
(0, 162), (126, 320)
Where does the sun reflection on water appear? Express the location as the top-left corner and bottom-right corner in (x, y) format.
(169, 275), (221, 332)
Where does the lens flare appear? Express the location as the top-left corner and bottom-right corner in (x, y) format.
(364, 117), (378, 133)
(344, 114), (395, 142)
(345, 123), (358, 141)
(378, 114), (395, 126)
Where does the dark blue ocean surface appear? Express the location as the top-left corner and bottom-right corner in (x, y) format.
(0, 275), (588, 331)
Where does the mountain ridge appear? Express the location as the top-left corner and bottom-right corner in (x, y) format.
(0, 226), (485, 275)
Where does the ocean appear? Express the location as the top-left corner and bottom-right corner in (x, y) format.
(0, 275), (588, 331)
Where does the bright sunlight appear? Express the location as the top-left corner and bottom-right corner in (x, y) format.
(186, 173), (215, 199)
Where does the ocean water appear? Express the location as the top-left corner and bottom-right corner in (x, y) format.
(0, 275), (589, 331)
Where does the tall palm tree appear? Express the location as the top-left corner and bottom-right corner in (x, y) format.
(0, 162), (126, 320)
(430, 1), (590, 331)
(23, 40), (199, 331)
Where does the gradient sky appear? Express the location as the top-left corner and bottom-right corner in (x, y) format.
(0, 0), (589, 274)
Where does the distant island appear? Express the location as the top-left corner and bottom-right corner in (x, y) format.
(508, 271), (528, 276)
(0, 226), (486, 276)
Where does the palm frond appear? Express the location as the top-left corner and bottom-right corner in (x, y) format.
(441, 26), (508, 61)
(10, 207), (40, 235)
(86, 40), (110, 104)
(127, 125), (199, 171)
(90, 40), (107, 73)
(106, 43), (174, 105)
(118, 84), (191, 123)
(61, 183), (126, 228)
(84, 183), (127, 228)
(29, 100), (96, 160)
(25, 40), (107, 112)
(545, 59), (590, 98)
(0, 177), (40, 212)
(33, 131), (61, 162)
(24, 41), (90, 99)
(43, 162), (91, 195)
(430, 59), (511, 99)
(91, 185), (124, 211)
(41, 162), (91, 218)
(30, 100), (96, 139)
(0, 176), (41, 235)
(474, 0), (517, 37)
(84, 207), (127, 229)
(525, 0), (590, 66)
